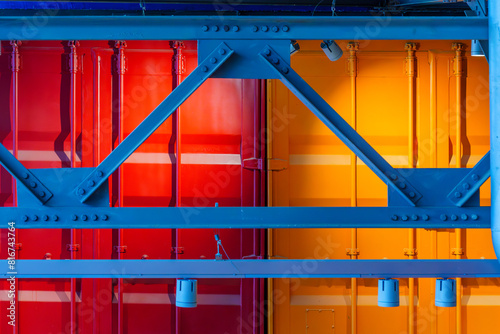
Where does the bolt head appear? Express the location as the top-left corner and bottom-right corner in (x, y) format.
(471, 174), (479, 182)
(461, 214), (468, 220)
(201, 65), (208, 72)
(22, 215), (29, 222)
(52, 215), (59, 221)
(42, 215), (49, 221)
(72, 215), (78, 221)
(210, 57), (217, 64)
(409, 192), (415, 198)
(219, 49), (226, 55)
(88, 180), (95, 187)
(222, 25), (230, 32)
(471, 214), (479, 221)
(454, 192), (462, 198)
(440, 214), (448, 221)
(261, 25), (269, 32)
(264, 49), (271, 56)
(23, 173), (29, 179)
(30, 181), (37, 188)
(39, 191), (45, 197)
(92, 214), (98, 221)
(202, 25), (209, 32)
(272, 58), (280, 65)
(81, 215), (88, 221)
(401, 215), (409, 221)
(451, 214), (458, 221)
(463, 183), (470, 190)
(31, 215), (38, 221)
(398, 182), (406, 189)
(212, 25), (219, 32)
(101, 214), (108, 221)
(391, 215), (398, 221)
(232, 25), (239, 32)
(282, 67), (289, 74)
(282, 25), (290, 32)
(390, 174), (398, 181)
(96, 170), (104, 177)
(411, 215), (418, 221)
(272, 26), (279, 32)
(78, 188), (85, 195)
(252, 25), (259, 32)
(422, 214), (430, 221)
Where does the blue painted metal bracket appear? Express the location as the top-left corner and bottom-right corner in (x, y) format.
(447, 152), (490, 207)
(0, 143), (53, 204)
(2, 206), (489, 229)
(74, 42), (234, 202)
(3, 259), (499, 278)
(0, 16), (487, 41)
(259, 46), (422, 206)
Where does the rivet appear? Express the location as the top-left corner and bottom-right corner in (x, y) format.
(471, 174), (479, 182)
(391, 215), (398, 221)
(282, 25), (290, 32)
(398, 182), (406, 189)
(92, 214), (98, 221)
(232, 25), (239, 32)
(252, 25), (259, 32)
(81, 215), (88, 221)
(463, 183), (470, 190)
(422, 214), (430, 221)
(42, 215), (49, 221)
(72, 215), (78, 221)
(409, 192), (415, 198)
(101, 214), (108, 221)
(401, 215), (409, 221)
(22, 215), (29, 222)
(223, 25), (230, 32)
(31, 215), (38, 221)
(440, 214), (448, 221)
(30, 181), (37, 188)
(96, 170), (104, 177)
(390, 174), (398, 181)
(219, 49), (226, 55)
(461, 214), (468, 220)
(210, 57), (217, 64)
(261, 25), (269, 32)
(272, 58), (280, 65)
(212, 25), (219, 32)
(78, 188), (85, 195)
(202, 25), (209, 32)
(23, 173), (29, 179)
(272, 26), (279, 32)
(471, 214), (479, 221)
(454, 192), (462, 198)
(282, 67), (289, 74)
(39, 191), (45, 197)
(52, 215), (59, 221)
(264, 49), (271, 56)
(451, 214), (458, 221)
(88, 180), (95, 187)
(411, 215), (418, 221)
(201, 65), (208, 72)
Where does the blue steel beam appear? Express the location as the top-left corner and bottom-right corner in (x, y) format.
(75, 43), (233, 202)
(2, 206), (489, 229)
(0, 16), (487, 41)
(260, 47), (422, 206)
(0, 143), (53, 204)
(447, 152), (490, 206)
(490, 0), (500, 262)
(3, 259), (500, 278)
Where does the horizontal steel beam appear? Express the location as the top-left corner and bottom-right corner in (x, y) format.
(3, 259), (499, 278)
(0, 16), (487, 41)
(2, 206), (490, 229)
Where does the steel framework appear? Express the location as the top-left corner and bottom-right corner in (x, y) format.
(0, 9), (499, 278)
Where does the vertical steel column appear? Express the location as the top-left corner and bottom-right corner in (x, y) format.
(347, 41), (359, 334)
(452, 42), (466, 334)
(490, 2), (500, 264)
(10, 39), (20, 334)
(171, 40), (184, 334)
(114, 40), (127, 334)
(68, 40), (80, 334)
(405, 41), (417, 334)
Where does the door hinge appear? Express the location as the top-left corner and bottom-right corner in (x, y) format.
(171, 247), (185, 255)
(242, 158), (288, 171)
(346, 248), (360, 256)
(66, 244), (80, 252)
(451, 248), (464, 256)
(114, 245), (128, 253)
(404, 248), (418, 256)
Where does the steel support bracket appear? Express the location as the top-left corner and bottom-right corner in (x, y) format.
(447, 152), (490, 207)
(346, 248), (360, 256)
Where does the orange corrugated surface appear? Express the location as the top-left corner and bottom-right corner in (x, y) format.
(268, 41), (497, 334)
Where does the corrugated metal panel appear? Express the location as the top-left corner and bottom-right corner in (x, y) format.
(0, 41), (265, 334)
(269, 40), (496, 334)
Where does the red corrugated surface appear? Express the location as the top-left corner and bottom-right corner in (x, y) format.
(0, 41), (265, 334)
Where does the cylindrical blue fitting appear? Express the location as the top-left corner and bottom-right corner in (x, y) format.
(176, 279), (197, 308)
(435, 279), (456, 307)
(378, 279), (399, 307)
